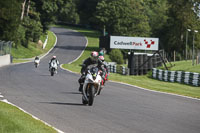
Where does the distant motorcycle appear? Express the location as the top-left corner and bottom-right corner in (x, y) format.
(34, 58), (40, 68)
(50, 61), (58, 76)
(82, 66), (103, 106)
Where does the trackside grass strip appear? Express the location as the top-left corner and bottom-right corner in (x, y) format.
(0, 101), (57, 133)
(59, 25), (200, 99)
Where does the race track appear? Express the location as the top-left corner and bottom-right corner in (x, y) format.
(0, 27), (200, 133)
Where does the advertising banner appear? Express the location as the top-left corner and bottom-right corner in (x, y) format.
(110, 36), (159, 50)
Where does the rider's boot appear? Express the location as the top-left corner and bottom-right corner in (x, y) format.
(79, 84), (83, 92)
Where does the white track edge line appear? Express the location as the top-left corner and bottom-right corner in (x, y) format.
(0, 99), (65, 133)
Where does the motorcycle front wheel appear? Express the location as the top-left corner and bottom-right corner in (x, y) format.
(51, 68), (55, 76)
(88, 85), (95, 106)
(35, 63), (38, 68)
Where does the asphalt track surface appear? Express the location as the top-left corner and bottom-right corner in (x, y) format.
(0, 27), (200, 133)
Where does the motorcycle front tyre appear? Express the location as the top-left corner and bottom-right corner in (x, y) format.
(51, 69), (54, 76)
(88, 85), (95, 106)
(35, 63), (38, 68)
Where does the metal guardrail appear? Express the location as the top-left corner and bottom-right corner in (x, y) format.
(0, 40), (12, 56)
(152, 68), (200, 86)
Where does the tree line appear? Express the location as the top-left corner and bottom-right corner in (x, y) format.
(0, 0), (200, 57)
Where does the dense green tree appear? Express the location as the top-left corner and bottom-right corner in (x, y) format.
(0, 0), (22, 43)
(1, 0), (200, 56)
(140, 0), (169, 51)
(76, 0), (101, 25)
(19, 1), (43, 48)
(57, 0), (80, 24)
(162, 0), (200, 53)
(143, 0), (168, 36)
(94, 0), (151, 36)
(32, 0), (60, 32)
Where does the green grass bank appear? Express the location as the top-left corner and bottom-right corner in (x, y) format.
(0, 101), (57, 133)
(11, 30), (56, 63)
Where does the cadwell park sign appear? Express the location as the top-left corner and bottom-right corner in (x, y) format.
(110, 36), (159, 50)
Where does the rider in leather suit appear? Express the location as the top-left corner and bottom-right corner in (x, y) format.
(78, 51), (107, 92)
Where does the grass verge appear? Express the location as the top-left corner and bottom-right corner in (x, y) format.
(0, 101), (56, 133)
(60, 25), (200, 99)
(161, 60), (200, 73)
(12, 31), (56, 63)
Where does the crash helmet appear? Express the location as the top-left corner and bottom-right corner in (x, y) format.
(99, 56), (104, 62)
(91, 51), (98, 58)
(91, 51), (99, 61)
(99, 51), (104, 56)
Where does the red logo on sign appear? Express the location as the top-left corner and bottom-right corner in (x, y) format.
(144, 40), (155, 48)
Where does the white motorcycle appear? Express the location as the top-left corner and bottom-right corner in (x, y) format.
(50, 61), (58, 76)
(34, 59), (40, 68)
(82, 66), (103, 106)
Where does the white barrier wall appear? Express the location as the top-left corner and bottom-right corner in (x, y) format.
(0, 54), (11, 67)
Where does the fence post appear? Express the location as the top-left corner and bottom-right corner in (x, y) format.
(9, 41), (12, 55)
(196, 56), (198, 64)
(0, 41), (2, 55)
(174, 51), (176, 62)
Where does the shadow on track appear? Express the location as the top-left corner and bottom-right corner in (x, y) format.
(55, 45), (85, 51)
(61, 91), (81, 95)
(56, 31), (83, 37)
(40, 102), (84, 106)
(39, 74), (51, 77)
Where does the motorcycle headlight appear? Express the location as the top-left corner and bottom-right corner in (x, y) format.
(92, 73), (97, 80)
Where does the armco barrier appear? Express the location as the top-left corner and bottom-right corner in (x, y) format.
(152, 68), (200, 86)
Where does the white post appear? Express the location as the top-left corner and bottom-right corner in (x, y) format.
(192, 30), (198, 66)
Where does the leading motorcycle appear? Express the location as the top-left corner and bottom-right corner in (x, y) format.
(82, 66), (102, 106)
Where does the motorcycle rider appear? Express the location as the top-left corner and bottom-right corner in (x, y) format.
(49, 56), (59, 73)
(34, 56), (40, 67)
(34, 56), (40, 62)
(99, 48), (106, 56)
(98, 55), (109, 85)
(78, 51), (107, 92)
(35, 56), (40, 61)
